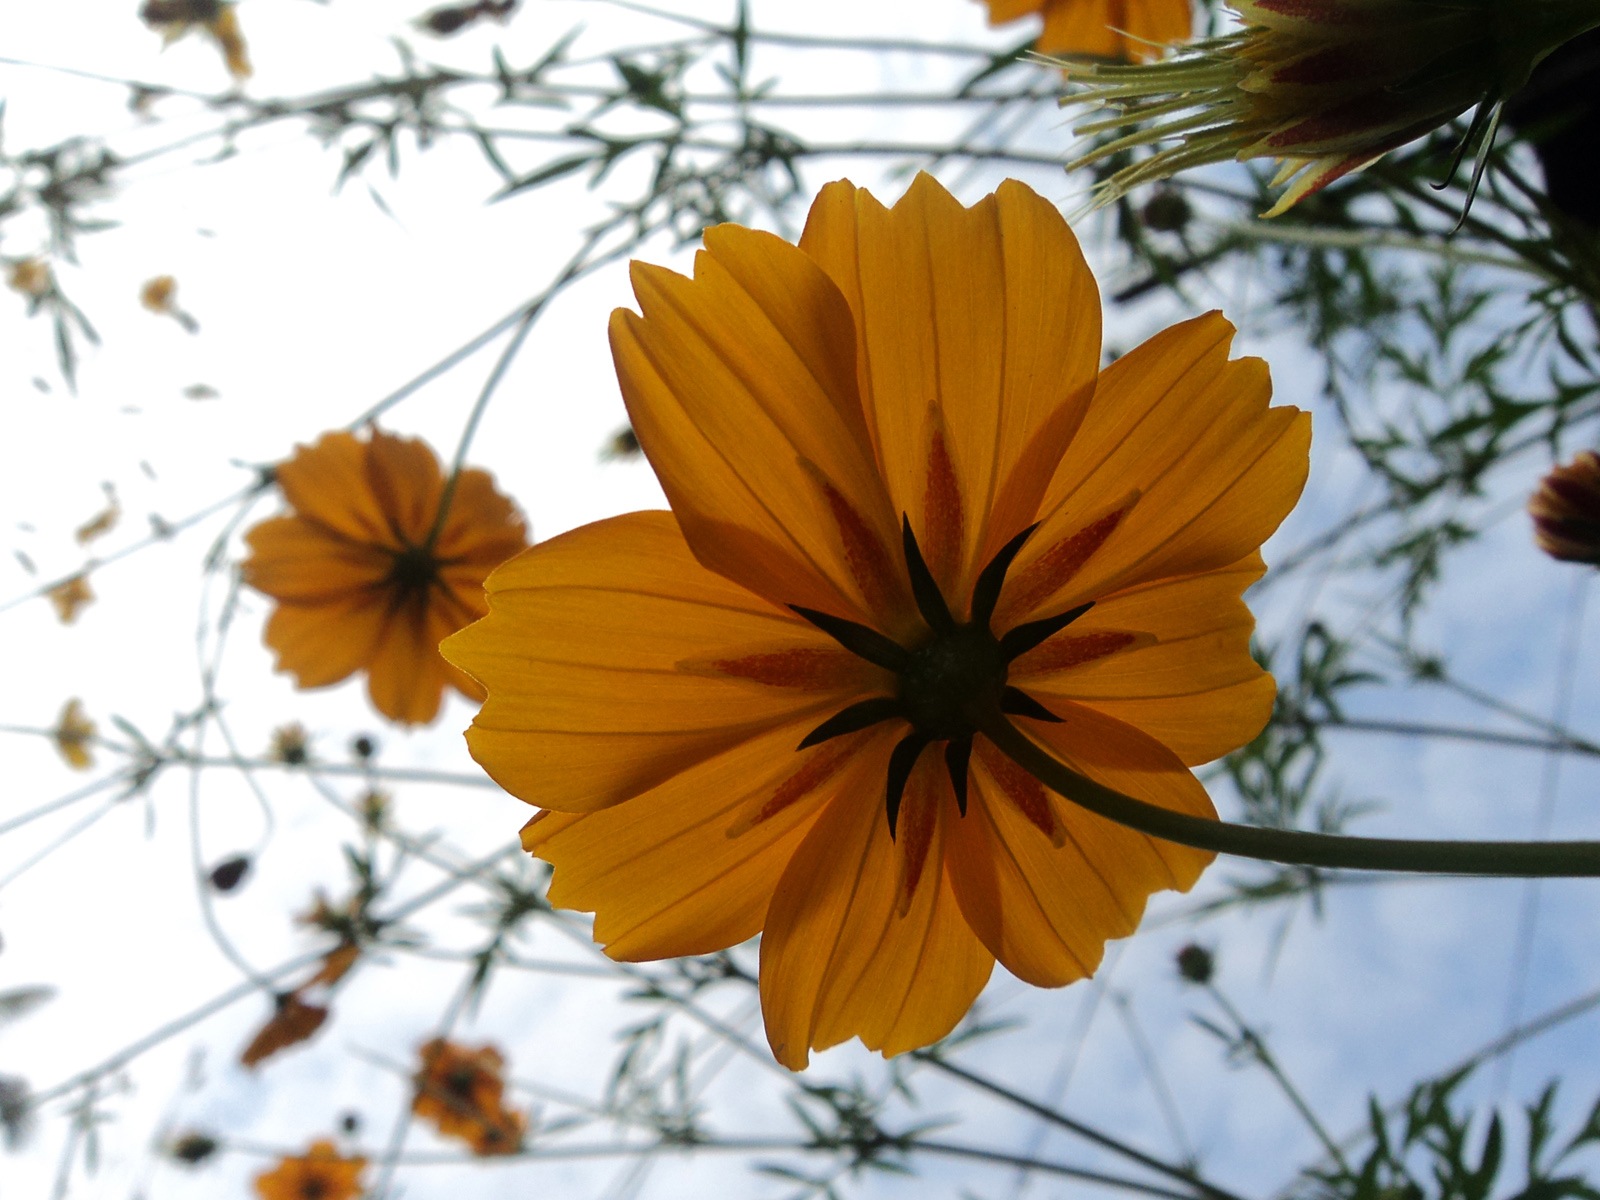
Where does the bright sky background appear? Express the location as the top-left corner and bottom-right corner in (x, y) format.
(2, 3), (1599, 1199)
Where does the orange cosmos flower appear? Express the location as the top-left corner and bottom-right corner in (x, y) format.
(443, 173), (1310, 1069)
(253, 1138), (366, 1200)
(411, 1039), (526, 1155)
(242, 429), (528, 726)
(982, 0), (1191, 61)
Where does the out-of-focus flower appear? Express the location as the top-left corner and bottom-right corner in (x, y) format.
(74, 484), (120, 546)
(242, 428), (528, 726)
(240, 993), (329, 1068)
(53, 699), (96, 770)
(139, 275), (199, 332)
(417, 0), (518, 36)
(411, 1039), (526, 1155)
(1061, 0), (1600, 215)
(47, 574), (93, 624)
(141, 0), (252, 80)
(443, 173), (1309, 1069)
(1530, 450), (1600, 564)
(252, 1139), (366, 1200)
(270, 722), (311, 765)
(6, 259), (51, 298)
(980, 0), (1191, 62)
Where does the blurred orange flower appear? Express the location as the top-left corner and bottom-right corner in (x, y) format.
(48, 574), (94, 624)
(980, 0), (1190, 61)
(6, 259), (51, 298)
(1531, 451), (1600, 565)
(411, 1039), (526, 1155)
(53, 699), (95, 770)
(141, 0), (252, 80)
(443, 173), (1309, 1068)
(242, 429), (528, 726)
(253, 1138), (366, 1200)
(240, 993), (328, 1068)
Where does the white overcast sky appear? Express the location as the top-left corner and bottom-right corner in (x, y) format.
(1, 3), (1599, 1199)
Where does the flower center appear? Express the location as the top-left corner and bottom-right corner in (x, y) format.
(388, 544), (439, 596)
(790, 518), (1091, 837)
(897, 625), (1007, 741)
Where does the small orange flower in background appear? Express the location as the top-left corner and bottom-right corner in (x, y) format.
(53, 699), (96, 770)
(253, 1138), (366, 1200)
(411, 1039), (526, 1155)
(141, 0), (252, 80)
(6, 258), (51, 299)
(139, 274), (199, 332)
(47, 574), (94, 624)
(242, 428), (528, 726)
(240, 993), (329, 1068)
(444, 173), (1310, 1069)
(981, 0), (1191, 61)
(1530, 451), (1600, 564)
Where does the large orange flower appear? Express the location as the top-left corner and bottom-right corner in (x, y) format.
(981, 0), (1191, 61)
(244, 429), (527, 726)
(443, 173), (1309, 1069)
(252, 1138), (366, 1200)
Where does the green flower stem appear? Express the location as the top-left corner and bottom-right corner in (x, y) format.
(978, 715), (1600, 877)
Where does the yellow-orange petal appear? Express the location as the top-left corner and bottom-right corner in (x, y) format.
(798, 174), (1102, 604)
(262, 594), (388, 691)
(241, 515), (393, 602)
(1015, 554), (1274, 765)
(522, 717), (885, 960)
(1039, 0), (1192, 60)
(609, 224), (903, 628)
(947, 709), (1214, 988)
(759, 753), (995, 1069)
(364, 595), (456, 726)
(434, 466), (528, 567)
(1000, 312), (1309, 627)
(363, 429), (447, 546)
(444, 511), (878, 813)
(274, 431), (397, 547)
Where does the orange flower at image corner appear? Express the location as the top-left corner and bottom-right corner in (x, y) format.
(243, 428), (528, 726)
(443, 173), (1311, 1070)
(981, 0), (1192, 61)
(253, 1138), (366, 1200)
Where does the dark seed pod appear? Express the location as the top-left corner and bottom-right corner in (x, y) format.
(1175, 943), (1215, 985)
(208, 855), (251, 893)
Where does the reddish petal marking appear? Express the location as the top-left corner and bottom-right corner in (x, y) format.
(974, 739), (1062, 844)
(1011, 630), (1139, 677)
(1005, 505), (1129, 618)
(1253, 0), (1372, 25)
(895, 770), (939, 917)
(822, 482), (901, 619)
(922, 427), (964, 589)
(1269, 46), (1368, 86)
(744, 740), (857, 829)
(708, 647), (868, 690)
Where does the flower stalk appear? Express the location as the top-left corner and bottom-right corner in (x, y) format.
(979, 713), (1600, 877)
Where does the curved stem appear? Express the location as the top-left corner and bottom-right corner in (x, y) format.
(978, 714), (1600, 877)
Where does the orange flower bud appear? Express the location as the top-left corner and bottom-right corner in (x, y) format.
(1530, 450), (1600, 564)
